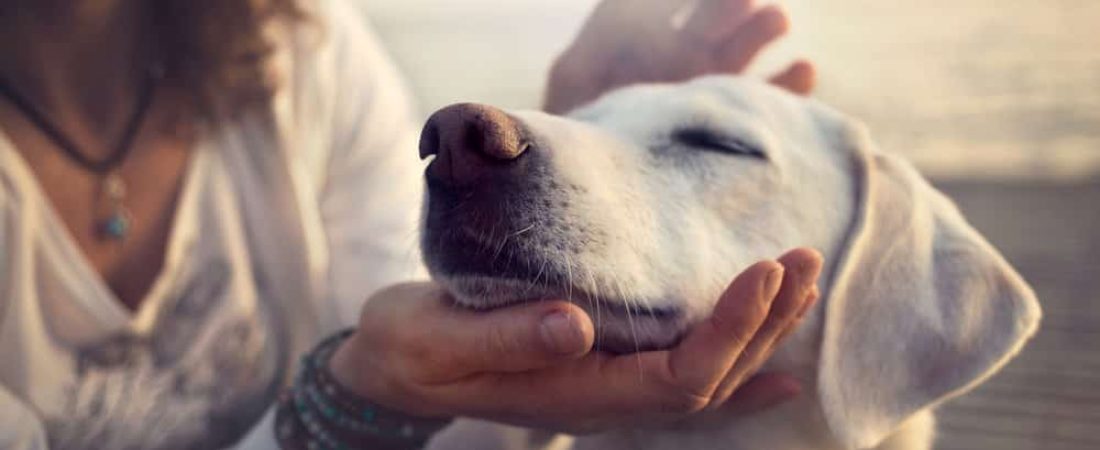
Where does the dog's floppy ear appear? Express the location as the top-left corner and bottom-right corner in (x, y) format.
(816, 121), (1041, 449)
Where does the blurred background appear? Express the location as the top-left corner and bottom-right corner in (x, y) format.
(356, 0), (1099, 448)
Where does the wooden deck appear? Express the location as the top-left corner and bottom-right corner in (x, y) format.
(933, 178), (1100, 450)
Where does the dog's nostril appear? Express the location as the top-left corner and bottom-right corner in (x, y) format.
(418, 119), (442, 160)
(463, 123), (485, 158)
(467, 111), (525, 162)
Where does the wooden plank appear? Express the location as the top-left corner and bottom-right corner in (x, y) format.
(934, 179), (1100, 450)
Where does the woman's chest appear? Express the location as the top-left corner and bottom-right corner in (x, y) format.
(1, 102), (195, 311)
(0, 145), (293, 448)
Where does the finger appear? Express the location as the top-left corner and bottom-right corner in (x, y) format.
(681, 0), (755, 44)
(773, 284), (820, 344)
(736, 248), (822, 351)
(666, 260), (784, 397)
(643, 0), (699, 19)
(720, 372), (802, 416)
(584, 0), (692, 38)
(708, 248), (823, 406)
(413, 295), (596, 378)
(713, 4), (790, 74)
(565, 0), (688, 63)
(769, 59), (816, 95)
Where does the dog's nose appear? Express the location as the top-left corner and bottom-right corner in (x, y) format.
(419, 103), (528, 187)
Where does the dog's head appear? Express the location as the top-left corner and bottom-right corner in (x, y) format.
(419, 76), (1040, 447)
(420, 77), (854, 351)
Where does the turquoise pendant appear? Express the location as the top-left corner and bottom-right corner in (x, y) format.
(99, 173), (131, 241)
(102, 213), (130, 239)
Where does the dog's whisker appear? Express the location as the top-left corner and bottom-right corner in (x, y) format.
(509, 223), (537, 237)
(518, 257), (537, 297)
(618, 285), (645, 379)
(582, 267), (603, 342)
(490, 231), (509, 267)
(563, 253), (576, 306)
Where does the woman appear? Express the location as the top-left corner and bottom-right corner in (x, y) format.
(0, 0), (820, 448)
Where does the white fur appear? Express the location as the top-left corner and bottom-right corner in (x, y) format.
(423, 76), (1042, 450)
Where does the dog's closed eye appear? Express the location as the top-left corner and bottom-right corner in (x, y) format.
(672, 127), (766, 159)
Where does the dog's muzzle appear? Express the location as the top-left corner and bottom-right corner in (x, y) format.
(417, 103), (558, 288)
(417, 103), (693, 352)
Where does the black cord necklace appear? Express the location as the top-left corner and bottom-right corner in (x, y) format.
(0, 67), (159, 241)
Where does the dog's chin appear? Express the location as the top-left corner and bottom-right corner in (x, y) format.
(436, 274), (691, 354)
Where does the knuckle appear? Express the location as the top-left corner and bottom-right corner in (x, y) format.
(736, 346), (769, 374)
(738, 294), (773, 323)
(769, 288), (816, 330)
(759, 303), (801, 336)
(652, 365), (713, 414)
(774, 292), (805, 319)
(398, 350), (450, 385)
(719, 333), (752, 358)
(478, 322), (517, 358)
(711, 313), (756, 348)
(390, 330), (449, 380)
(660, 388), (711, 414)
(392, 346), (431, 378)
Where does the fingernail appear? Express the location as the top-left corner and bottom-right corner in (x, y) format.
(763, 267), (784, 299)
(540, 311), (585, 355)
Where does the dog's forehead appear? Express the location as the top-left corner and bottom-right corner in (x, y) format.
(561, 76), (840, 173)
(563, 77), (827, 161)
(569, 76), (820, 143)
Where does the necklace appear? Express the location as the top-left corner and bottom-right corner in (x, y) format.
(0, 67), (159, 241)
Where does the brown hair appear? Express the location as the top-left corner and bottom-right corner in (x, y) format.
(151, 0), (310, 120)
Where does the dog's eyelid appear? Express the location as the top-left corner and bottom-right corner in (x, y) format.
(671, 127), (766, 159)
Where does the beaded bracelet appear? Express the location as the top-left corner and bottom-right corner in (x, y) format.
(276, 329), (454, 450)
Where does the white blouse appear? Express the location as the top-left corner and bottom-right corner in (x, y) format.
(0, 0), (427, 447)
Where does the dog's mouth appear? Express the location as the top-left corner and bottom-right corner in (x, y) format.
(436, 273), (690, 354)
(442, 275), (680, 318)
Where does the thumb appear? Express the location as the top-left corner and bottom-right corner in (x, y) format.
(435, 300), (595, 374)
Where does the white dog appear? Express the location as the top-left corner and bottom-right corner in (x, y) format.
(417, 76), (1042, 450)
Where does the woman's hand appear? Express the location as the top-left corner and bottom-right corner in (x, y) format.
(544, 0), (816, 114)
(328, 248), (823, 434)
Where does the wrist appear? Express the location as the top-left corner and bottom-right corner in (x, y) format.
(327, 332), (368, 395)
(276, 329), (453, 450)
(327, 330), (435, 419)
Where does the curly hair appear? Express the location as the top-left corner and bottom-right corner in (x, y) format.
(151, 0), (311, 120)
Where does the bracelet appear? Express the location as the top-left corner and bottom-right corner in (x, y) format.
(276, 329), (454, 450)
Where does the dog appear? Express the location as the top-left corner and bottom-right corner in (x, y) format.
(416, 76), (1042, 450)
